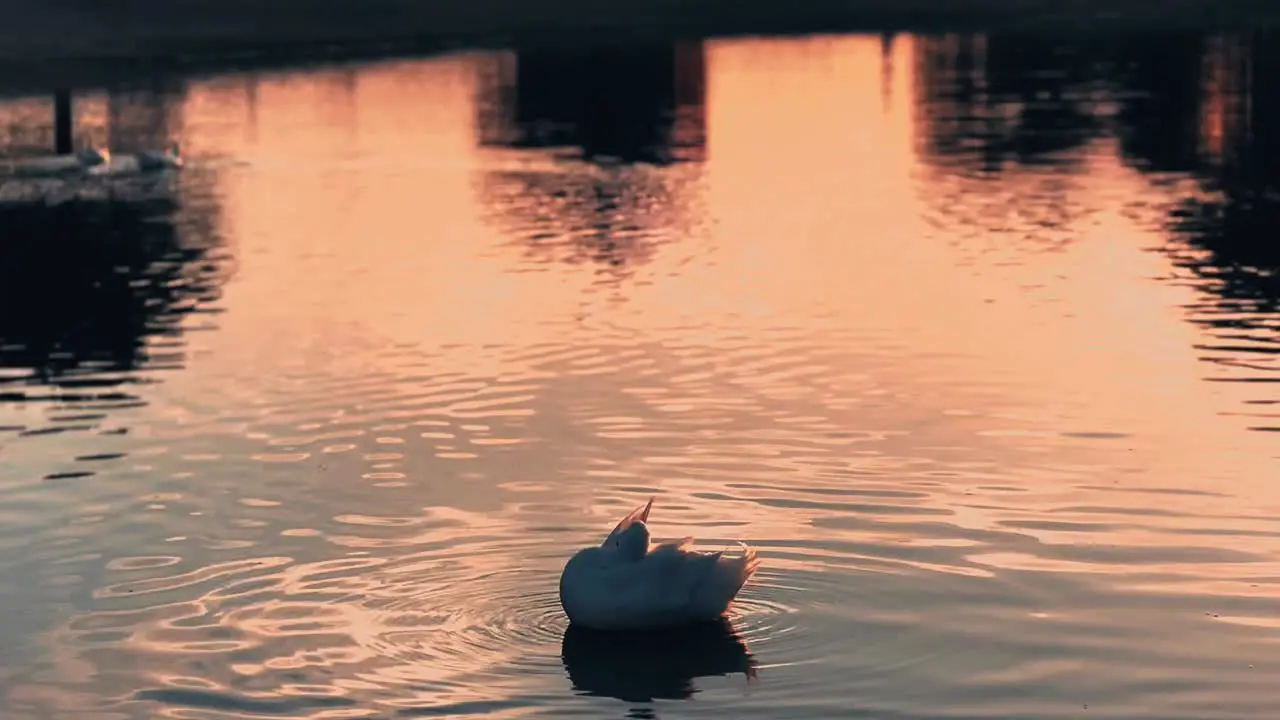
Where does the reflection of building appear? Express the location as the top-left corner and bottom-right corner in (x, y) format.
(472, 42), (706, 277)
(1198, 37), (1248, 166)
(670, 41), (707, 154)
(912, 34), (994, 167)
(475, 41), (706, 164)
(1166, 32), (1280, 283)
(1118, 32), (1280, 415)
(1196, 34), (1280, 192)
(909, 34), (1099, 257)
(1112, 34), (1205, 173)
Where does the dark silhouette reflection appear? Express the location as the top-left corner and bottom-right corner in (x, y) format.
(1110, 32), (1280, 303)
(910, 34), (1106, 255)
(472, 44), (706, 277)
(911, 28), (1280, 421)
(475, 164), (697, 276)
(913, 34), (1103, 171)
(0, 179), (227, 401)
(0, 76), (227, 404)
(1150, 33), (1280, 401)
(1112, 34), (1206, 173)
(1170, 196), (1280, 309)
(880, 32), (897, 110)
(476, 41), (706, 165)
(1165, 33), (1280, 275)
(561, 619), (757, 704)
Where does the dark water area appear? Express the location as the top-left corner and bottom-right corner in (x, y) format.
(1, 27), (1279, 720)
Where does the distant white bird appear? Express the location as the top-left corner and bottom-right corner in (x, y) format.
(87, 142), (183, 175)
(5, 144), (109, 177)
(558, 497), (760, 630)
(74, 145), (110, 169)
(136, 142), (183, 171)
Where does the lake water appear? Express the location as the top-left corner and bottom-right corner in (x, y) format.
(1, 31), (1279, 719)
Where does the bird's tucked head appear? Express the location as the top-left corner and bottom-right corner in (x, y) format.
(76, 146), (109, 166)
(607, 520), (650, 561)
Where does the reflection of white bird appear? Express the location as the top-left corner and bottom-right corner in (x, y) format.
(561, 618), (758, 702)
(558, 498), (760, 630)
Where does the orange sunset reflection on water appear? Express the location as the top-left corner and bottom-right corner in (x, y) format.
(3, 30), (1280, 720)
(177, 35), (1275, 488)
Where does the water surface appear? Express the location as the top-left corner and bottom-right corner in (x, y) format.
(1, 32), (1278, 719)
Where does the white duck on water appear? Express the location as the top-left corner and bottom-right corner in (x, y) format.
(87, 143), (183, 175)
(559, 498), (761, 630)
(4, 144), (109, 177)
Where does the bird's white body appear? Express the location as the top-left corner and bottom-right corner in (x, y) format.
(136, 144), (184, 171)
(5, 146), (108, 177)
(86, 143), (183, 175)
(3, 143), (180, 179)
(558, 498), (760, 630)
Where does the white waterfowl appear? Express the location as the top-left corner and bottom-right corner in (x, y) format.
(74, 145), (110, 169)
(136, 142), (183, 170)
(5, 144), (109, 177)
(88, 143), (183, 175)
(558, 498), (761, 630)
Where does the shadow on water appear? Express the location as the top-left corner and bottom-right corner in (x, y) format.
(561, 619), (757, 705)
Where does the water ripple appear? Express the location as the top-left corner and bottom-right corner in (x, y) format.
(6, 34), (1280, 720)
